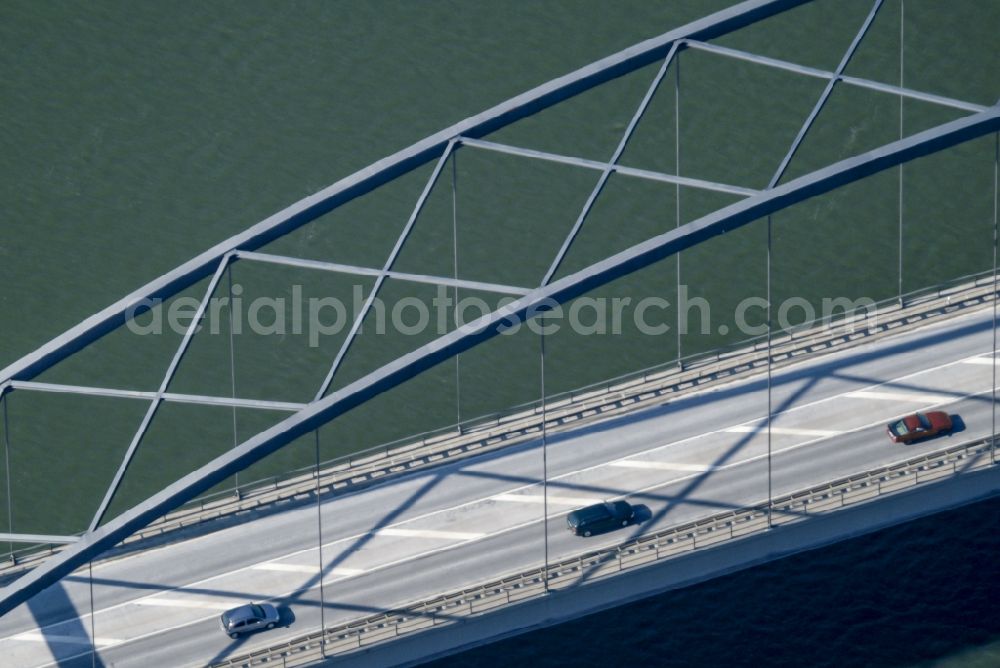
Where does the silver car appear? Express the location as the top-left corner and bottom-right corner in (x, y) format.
(220, 602), (280, 639)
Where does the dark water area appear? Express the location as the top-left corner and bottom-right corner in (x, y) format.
(428, 495), (1000, 668)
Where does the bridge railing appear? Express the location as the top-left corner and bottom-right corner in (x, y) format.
(1, 269), (995, 577)
(194, 267), (998, 503)
(215, 271), (993, 501)
(136, 269), (998, 521)
(209, 434), (998, 668)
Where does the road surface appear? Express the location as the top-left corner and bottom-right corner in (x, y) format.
(1, 307), (997, 667)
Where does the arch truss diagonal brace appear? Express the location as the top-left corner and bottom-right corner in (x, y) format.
(681, 40), (987, 114)
(768, 0), (883, 188)
(458, 137), (758, 197)
(235, 250), (531, 297)
(314, 139), (458, 401)
(9, 380), (307, 412)
(542, 42), (680, 286)
(4, 105), (996, 617)
(0, 534), (79, 545)
(87, 253), (236, 532)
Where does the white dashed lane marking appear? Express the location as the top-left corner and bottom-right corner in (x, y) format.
(492, 494), (602, 506)
(961, 357), (997, 365)
(133, 597), (238, 610)
(252, 563), (364, 576)
(12, 632), (121, 647)
(845, 390), (954, 403)
(609, 460), (718, 472)
(724, 426), (837, 437)
(375, 528), (484, 540)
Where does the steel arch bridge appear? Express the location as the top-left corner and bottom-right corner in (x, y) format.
(1, 0), (998, 616)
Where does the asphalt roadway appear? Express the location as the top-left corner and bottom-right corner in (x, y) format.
(1, 306), (998, 667)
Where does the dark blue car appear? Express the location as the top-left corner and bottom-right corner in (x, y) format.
(566, 501), (635, 537)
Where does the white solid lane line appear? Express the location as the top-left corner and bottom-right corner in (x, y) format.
(12, 632), (122, 647)
(492, 494), (603, 505)
(724, 426), (838, 437)
(375, 528), (485, 540)
(844, 390), (955, 403)
(608, 460), (718, 472)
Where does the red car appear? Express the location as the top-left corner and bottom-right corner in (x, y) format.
(886, 411), (952, 443)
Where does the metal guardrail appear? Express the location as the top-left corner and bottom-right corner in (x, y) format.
(2, 271), (995, 578)
(131, 272), (1000, 528)
(200, 267), (998, 498)
(182, 269), (997, 506)
(210, 435), (998, 668)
